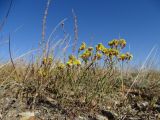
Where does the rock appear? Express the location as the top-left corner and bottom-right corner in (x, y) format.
(128, 117), (141, 120)
(96, 114), (108, 120)
(18, 111), (39, 120)
(77, 116), (88, 120)
(142, 101), (149, 107)
(137, 101), (149, 111)
(21, 116), (36, 120)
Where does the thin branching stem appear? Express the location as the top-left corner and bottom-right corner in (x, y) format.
(8, 34), (19, 81)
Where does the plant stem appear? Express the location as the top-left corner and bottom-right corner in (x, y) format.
(121, 61), (124, 95)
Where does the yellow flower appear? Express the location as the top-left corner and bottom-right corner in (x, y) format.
(118, 54), (127, 61)
(58, 63), (65, 69)
(48, 56), (53, 65)
(67, 54), (82, 66)
(80, 54), (86, 59)
(80, 50), (92, 62)
(108, 48), (119, 57)
(118, 52), (133, 61)
(73, 59), (81, 66)
(96, 43), (105, 51)
(38, 68), (46, 77)
(125, 52), (133, 60)
(112, 49), (119, 56)
(80, 54), (87, 60)
(42, 71), (47, 77)
(79, 42), (86, 52)
(83, 50), (92, 57)
(76, 60), (81, 66)
(113, 39), (119, 47)
(119, 39), (126, 49)
(38, 69), (43, 76)
(94, 52), (102, 60)
(66, 61), (73, 67)
(108, 40), (114, 47)
(86, 51), (92, 57)
(42, 57), (47, 65)
(69, 55), (76, 61)
(108, 39), (119, 48)
(102, 47), (109, 55)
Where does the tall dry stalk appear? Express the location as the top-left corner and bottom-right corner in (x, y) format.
(72, 9), (78, 55)
(8, 34), (19, 81)
(121, 61), (124, 96)
(125, 45), (157, 98)
(46, 18), (67, 58)
(41, 0), (52, 57)
(0, 0), (13, 32)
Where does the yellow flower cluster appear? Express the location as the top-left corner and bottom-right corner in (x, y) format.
(78, 43), (94, 62)
(42, 56), (53, 65)
(108, 39), (126, 49)
(119, 39), (126, 49)
(80, 50), (92, 61)
(66, 55), (81, 67)
(57, 63), (65, 69)
(78, 42), (86, 52)
(78, 39), (132, 63)
(93, 52), (102, 60)
(108, 48), (119, 57)
(96, 43), (105, 51)
(64, 38), (132, 68)
(95, 43), (119, 60)
(38, 68), (47, 77)
(118, 52), (133, 61)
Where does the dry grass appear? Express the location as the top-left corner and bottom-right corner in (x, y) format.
(0, 47), (160, 119)
(0, 0), (160, 119)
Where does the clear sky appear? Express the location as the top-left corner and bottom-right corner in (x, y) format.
(0, 0), (160, 65)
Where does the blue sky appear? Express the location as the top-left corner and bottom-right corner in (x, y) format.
(0, 0), (160, 65)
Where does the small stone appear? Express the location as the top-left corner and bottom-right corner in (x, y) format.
(137, 101), (149, 111)
(20, 116), (35, 120)
(96, 114), (108, 120)
(142, 101), (149, 107)
(19, 111), (39, 120)
(77, 116), (88, 120)
(91, 99), (97, 107)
